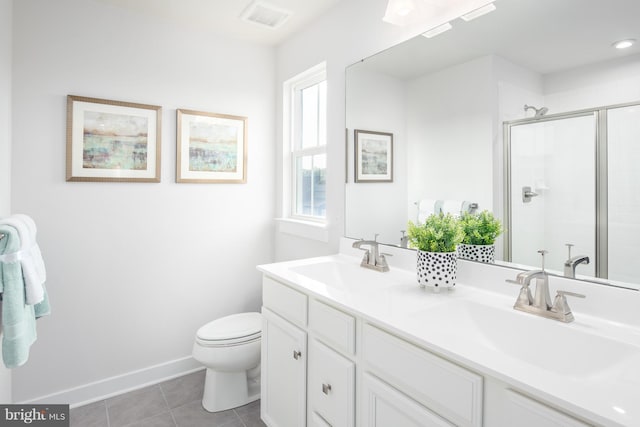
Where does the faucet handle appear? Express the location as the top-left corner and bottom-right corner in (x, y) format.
(506, 279), (533, 306)
(537, 249), (548, 271)
(565, 243), (574, 259)
(557, 290), (586, 299)
(552, 290), (586, 317)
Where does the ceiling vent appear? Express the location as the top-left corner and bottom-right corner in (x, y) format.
(240, 1), (292, 30)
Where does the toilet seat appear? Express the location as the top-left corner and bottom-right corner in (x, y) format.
(196, 312), (262, 347)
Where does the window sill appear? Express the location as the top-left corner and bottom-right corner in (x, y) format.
(275, 218), (329, 243)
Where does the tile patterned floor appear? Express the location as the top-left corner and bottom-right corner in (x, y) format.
(70, 370), (266, 427)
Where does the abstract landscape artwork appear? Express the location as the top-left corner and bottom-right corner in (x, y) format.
(66, 95), (161, 182)
(177, 109), (248, 183)
(82, 111), (148, 170)
(354, 129), (393, 182)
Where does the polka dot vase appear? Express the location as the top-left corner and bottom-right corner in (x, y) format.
(458, 244), (495, 263)
(416, 250), (457, 292)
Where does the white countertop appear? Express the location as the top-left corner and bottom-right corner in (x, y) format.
(258, 240), (640, 427)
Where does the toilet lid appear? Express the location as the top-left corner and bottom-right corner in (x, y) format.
(196, 312), (262, 343)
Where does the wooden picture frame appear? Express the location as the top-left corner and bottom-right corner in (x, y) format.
(176, 109), (248, 183)
(66, 95), (161, 182)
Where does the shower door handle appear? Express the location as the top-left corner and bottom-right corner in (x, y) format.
(522, 186), (539, 203)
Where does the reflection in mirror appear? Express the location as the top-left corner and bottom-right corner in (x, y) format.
(345, 0), (640, 289)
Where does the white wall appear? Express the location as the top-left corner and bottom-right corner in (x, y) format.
(274, 0), (498, 261)
(0, 0), (11, 216)
(0, 0), (13, 404)
(345, 66), (407, 244)
(544, 53), (640, 112)
(406, 56), (494, 218)
(11, 0), (275, 404)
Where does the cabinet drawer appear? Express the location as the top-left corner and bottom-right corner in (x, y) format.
(362, 324), (483, 427)
(263, 276), (307, 327)
(309, 299), (356, 355)
(308, 339), (355, 427)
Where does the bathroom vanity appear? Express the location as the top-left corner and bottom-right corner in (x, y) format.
(258, 239), (640, 427)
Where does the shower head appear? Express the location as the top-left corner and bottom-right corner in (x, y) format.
(524, 104), (549, 118)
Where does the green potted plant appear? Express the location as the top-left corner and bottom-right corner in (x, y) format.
(407, 213), (464, 291)
(458, 210), (503, 263)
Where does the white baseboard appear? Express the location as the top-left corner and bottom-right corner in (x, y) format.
(19, 356), (203, 408)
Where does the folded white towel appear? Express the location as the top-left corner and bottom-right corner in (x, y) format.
(0, 215), (46, 305)
(417, 199), (437, 223)
(14, 214), (47, 290)
(441, 200), (463, 216)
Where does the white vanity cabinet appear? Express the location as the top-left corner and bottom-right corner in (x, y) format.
(307, 298), (357, 427)
(261, 276), (357, 427)
(483, 380), (591, 427)
(361, 373), (454, 427)
(261, 277), (308, 427)
(362, 323), (483, 427)
(260, 271), (596, 427)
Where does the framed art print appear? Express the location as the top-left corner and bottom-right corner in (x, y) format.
(354, 129), (393, 183)
(176, 109), (248, 183)
(66, 95), (161, 182)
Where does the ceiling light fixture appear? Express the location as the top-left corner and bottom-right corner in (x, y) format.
(382, 0), (418, 25)
(612, 39), (636, 49)
(460, 3), (496, 21)
(421, 22), (452, 38)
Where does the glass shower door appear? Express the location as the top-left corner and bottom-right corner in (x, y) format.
(509, 114), (597, 275)
(608, 105), (640, 284)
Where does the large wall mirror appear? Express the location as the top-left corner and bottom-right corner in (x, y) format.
(345, 0), (640, 289)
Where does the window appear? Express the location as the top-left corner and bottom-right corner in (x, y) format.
(284, 63), (327, 222)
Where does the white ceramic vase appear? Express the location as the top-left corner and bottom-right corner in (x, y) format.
(458, 243), (495, 263)
(416, 250), (457, 291)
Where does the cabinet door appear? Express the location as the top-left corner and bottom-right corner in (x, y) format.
(361, 373), (454, 427)
(261, 308), (307, 427)
(308, 339), (355, 427)
(500, 390), (590, 427)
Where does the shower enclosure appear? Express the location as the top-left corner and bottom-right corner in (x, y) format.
(504, 101), (640, 285)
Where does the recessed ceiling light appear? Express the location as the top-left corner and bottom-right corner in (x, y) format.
(460, 3), (496, 22)
(421, 22), (452, 39)
(612, 39), (636, 49)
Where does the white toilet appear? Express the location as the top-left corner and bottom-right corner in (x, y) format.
(192, 312), (262, 412)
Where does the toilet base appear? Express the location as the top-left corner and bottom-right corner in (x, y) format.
(201, 368), (260, 412)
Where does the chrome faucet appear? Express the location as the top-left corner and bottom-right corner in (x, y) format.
(563, 243), (590, 278)
(352, 236), (391, 272)
(400, 230), (409, 248)
(506, 249), (586, 322)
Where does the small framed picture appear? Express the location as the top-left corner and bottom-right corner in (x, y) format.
(354, 129), (393, 183)
(66, 95), (162, 182)
(176, 109), (248, 183)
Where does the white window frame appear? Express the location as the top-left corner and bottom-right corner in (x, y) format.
(282, 62), (328, 231)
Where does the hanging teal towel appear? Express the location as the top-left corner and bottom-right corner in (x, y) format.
(0, 224), (50, 368)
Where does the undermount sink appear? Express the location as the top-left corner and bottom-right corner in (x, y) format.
(411, 300), (640, 377)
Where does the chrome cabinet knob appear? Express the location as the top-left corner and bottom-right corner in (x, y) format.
(293, 350), (302, 360)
